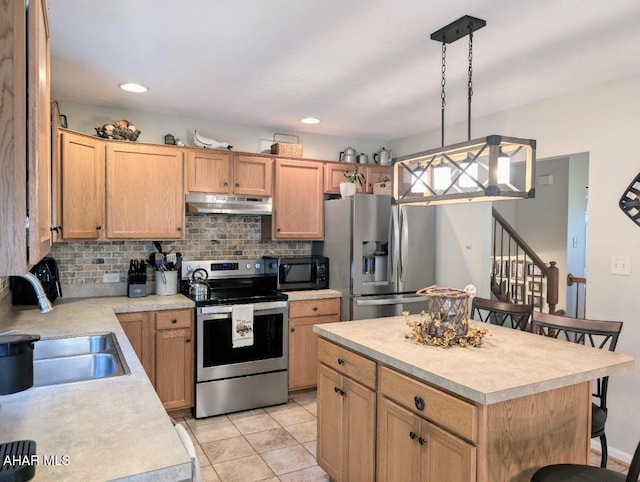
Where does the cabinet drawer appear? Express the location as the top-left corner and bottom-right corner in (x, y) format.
(290, 298), (340, 318)
(318, 338), (376, 390)
(379, 365), (477, 443)
(156, 309), (192, 330)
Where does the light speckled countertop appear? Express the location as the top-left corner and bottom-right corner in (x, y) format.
(0, 295), (195, 481)
(314, 316), (635, 405)
(283, 289), (341, 301)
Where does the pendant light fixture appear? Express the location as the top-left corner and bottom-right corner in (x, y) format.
(393, 15), (536, 205)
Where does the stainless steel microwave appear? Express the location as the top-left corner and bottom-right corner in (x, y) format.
(264, 256), (329, 291)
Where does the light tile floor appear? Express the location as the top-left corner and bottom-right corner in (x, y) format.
(178, 390), (329, 482)
(178, 390), (631, 481)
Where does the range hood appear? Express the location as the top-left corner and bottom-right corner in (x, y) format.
(185, 194), (272, 215)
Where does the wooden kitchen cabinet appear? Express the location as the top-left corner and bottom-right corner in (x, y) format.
(117, 309), (194, 411)
(377, 365), (476, 481)
(288, 297), (340, 391)
(365, 165), (393, 193)
(185, 148), (232, 194)
(56, 130), (105, 240)
(233, 154), (273, 197)
(317, 339), (376, 482)
(0, 0), (52, 274)
(377, 397), (476, 482)
(117, 311), (154, 384)
(323, 162), (366, 194)
(185, 150), (273, 197)
(155, 309), (194, 410)
(265, 158), (324, 240)
(105, 142), (185, 239)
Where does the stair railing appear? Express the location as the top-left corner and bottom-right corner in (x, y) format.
(492, 208), (560, 313)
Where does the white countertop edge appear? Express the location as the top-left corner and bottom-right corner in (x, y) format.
(314, 324), (635, 406)
(283, 289), (342, 301)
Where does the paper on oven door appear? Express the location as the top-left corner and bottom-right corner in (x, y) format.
(232, 304), (254, 348)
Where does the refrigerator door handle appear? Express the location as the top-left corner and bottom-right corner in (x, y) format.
(355, 296), (427, 306)
(399, 206), (407, 283)
(389, 207), (399, 284)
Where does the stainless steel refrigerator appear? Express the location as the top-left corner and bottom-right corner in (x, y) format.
(312, 194), (436, 321)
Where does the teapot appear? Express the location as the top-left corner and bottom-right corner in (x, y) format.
(189, 268), (209, 301)
(339, 147), (357, 163)
(373, 147), (392, 165)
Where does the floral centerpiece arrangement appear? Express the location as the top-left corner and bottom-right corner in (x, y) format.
(404, 285), (489, 347)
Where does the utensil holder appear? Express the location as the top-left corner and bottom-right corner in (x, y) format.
(155, 271), (178, 296)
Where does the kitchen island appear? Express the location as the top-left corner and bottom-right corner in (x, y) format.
(0, 296), (195, 481)
(313, 316), (635, 482)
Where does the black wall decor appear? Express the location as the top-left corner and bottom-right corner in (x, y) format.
(619, 173), (640, 226)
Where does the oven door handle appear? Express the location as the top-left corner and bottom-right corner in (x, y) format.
(199, 313), (230, 320)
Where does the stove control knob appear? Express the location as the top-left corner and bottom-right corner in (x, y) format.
(186, 265), (193, 273)
(255, 262), (261, 270)
(246, 263), (252, 270)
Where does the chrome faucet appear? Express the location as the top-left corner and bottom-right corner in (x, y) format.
(20, 273), (54, 313)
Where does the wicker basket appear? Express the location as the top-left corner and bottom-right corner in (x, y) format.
(372, 181), (392, 195)
(270, 133), (303, 157)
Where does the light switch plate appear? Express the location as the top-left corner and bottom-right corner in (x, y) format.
(610, 256), (631, 276)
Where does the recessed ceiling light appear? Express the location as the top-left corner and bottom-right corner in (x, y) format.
(119, 82), (148, 93)
(300, 117), (320, 125)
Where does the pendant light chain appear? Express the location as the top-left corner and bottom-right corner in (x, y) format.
(467, 26), (474, 141)
(440, 42), (447, 147)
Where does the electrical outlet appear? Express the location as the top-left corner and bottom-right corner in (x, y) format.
(610, 256), (631, 276)
(103, 273), (120, 283)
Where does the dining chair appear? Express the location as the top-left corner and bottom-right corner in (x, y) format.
(530, 439), (640, 481)
(470, 296), (533, 331)
(531, 311), (624, 468)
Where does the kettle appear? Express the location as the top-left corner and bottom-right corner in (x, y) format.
(189, 268), (209, 301)
(373, 147), (392, 165)
(339, 147), (357, 163)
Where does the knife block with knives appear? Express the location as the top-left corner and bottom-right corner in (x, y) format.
(127, 259), (147, 298)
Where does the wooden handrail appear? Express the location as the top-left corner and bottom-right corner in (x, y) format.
(491, 207), (560, 313)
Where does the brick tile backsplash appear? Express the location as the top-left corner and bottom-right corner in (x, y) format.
(49, 214), (312, 285)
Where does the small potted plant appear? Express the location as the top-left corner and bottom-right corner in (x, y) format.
(340, 167), (365, 198)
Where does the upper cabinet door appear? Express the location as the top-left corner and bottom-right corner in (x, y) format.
(272, 159), (323, 240)
(106, 143), (184, 239)
(27, 0), (52, 265)
(185, 149), (231, 194)
(59, 131), (105, 240)
(233, 155), (273, 197)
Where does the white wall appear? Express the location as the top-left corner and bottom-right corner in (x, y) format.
(389, 75), (640, 458)
(57, 101), (387, 162)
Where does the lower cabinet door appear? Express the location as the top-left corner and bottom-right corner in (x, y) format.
(343, 377), (376, 482)
(155, 327), (193, 410)
(422, 420), (476, 482)
(317, 364), (343, 480)
(377, 397), (422, 482)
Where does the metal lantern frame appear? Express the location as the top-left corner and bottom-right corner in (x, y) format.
(392, 15), (537, 206)
(393, 134), (536, 205)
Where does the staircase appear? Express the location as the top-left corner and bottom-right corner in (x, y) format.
(491, 208), (560, 314)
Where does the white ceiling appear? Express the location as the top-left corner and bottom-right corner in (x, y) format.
(48, 0), (640, 141)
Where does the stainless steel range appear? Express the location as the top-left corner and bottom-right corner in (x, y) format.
(180, 259), (288, 419)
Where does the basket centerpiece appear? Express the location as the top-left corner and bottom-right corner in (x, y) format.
(405, 285), (489, 347)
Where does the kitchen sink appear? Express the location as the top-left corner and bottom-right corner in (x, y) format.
(32, 332), (130, 387)
(33, 333), (113, 360)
